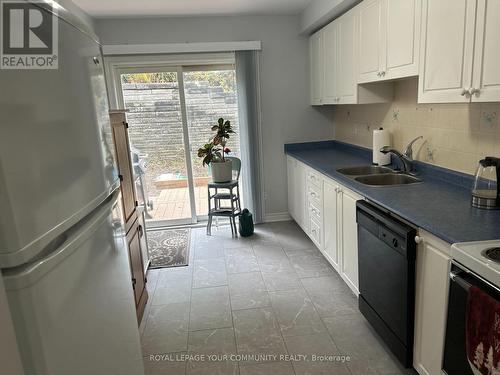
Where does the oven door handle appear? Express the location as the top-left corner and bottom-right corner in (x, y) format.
(450, 268), (500, 294)
(450, 271), (472, 291)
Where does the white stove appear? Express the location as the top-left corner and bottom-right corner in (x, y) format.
(451, 240), (500, 288)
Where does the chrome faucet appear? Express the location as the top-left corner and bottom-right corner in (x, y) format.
(380, 136), (423, 174)
(404, 136), (423, 160)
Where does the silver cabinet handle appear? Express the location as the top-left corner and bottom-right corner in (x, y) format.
(470, 88), (480, 96)
(377, 72), (381, 77)
(310, 191), (317, 197)
(460, 88), (468, 96)
(415, 236), (422, 244)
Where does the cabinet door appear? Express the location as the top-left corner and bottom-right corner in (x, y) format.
(471, 0), (500, 102)
(323, 179), (340, 271)
(385, 0), (421, 79)
(137, 209), (150, 274)
(287, 156), (296, 220)
(358, 0), (385, 83)
(322, 21), (338, 104)
(111, 118), (137, 233)
(336, 11), (357, 104)
(127, 220), (148, 322)
(418, 0), (476, 103)
(413, 231), (451, 375)
(340, 188), (362, 295)
(310, 30), (324, 105)
(295, 161), (307, 231)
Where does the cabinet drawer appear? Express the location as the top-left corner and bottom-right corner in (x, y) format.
(309, 201), (322, 224)
(309, 218), (322, 247)
(307, 170), (322, 188)
(307, 183), (322, 205)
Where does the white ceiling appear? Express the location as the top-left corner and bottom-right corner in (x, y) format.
(72, 0), (314, 18)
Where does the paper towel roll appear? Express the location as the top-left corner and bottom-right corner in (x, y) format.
(373, 128), (391, 165)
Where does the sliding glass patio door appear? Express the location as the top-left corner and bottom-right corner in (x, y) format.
(117, 64), (240, 227)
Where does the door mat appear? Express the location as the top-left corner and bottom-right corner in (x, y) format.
(147, 228), (191, 268)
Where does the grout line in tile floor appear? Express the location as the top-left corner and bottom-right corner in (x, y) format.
(141, 223), (408, 375)
(224, 239), (241, 375)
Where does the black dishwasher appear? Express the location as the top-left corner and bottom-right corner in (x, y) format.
(356, 201), (417, 367)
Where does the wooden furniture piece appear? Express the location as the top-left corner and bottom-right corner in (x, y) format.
(207, 157), (242, 236)
(109, 110), (148, 323)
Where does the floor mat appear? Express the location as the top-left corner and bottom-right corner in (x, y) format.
(146, 228), (191, 268)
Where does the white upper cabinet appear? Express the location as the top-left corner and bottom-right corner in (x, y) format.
(310, 6), (393, 106)
(322, 11), (357, 104)
(336, 11), (358, 104)
(418, 0), (476, 103)
(418, 0), (500, 103)
(310, 30), (324, 105)
(358, 0), (421, 83)
(322, 21), (338, 104)
(385, 0), (421, 78)
(358, 0), (385, 83)
(471, 0), (500, 102)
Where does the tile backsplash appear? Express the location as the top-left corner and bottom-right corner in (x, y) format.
(333, 78), (500, 175)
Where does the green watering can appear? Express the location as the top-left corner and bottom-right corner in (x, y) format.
(238, 209), (254, 237)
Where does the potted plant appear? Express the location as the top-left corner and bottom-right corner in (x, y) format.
(197, 118), (235, 183)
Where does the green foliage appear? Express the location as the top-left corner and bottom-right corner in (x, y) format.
(197, 117), (236, 165)
(185, 71), (236, 93)
(197, 142), (222, 167)
(121, 72), (177, 84)
(212, 118), (235, 149)
(121, 70), (236, 93)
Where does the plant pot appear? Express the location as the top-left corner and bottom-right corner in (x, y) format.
(211, 160), (232, 183)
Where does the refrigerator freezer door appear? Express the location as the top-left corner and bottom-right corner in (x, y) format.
(0, 10), (118, 267)
(3, 191), (144, 375)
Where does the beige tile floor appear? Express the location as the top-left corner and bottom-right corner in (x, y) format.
(140, 221), (413, 375)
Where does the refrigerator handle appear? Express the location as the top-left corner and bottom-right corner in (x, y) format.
(3, 190), (121, 290)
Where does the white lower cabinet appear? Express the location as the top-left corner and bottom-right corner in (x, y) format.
(339, 187), (362, 294)
(286, 157), (453, 374)
(286, 156), (307, 231)
(322, 179), (340, 272)
(413, 230), (451, 375)
(286, 157), (362, 295)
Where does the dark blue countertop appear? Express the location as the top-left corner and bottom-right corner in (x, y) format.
(285, 140), (500, 244)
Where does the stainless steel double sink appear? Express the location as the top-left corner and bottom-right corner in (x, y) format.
(336, 165), (422, 186)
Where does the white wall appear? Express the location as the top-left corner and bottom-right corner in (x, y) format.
(56, 0), (96, 32)
(334, 78), (500, 176)
(299, 0), (361, 34)
(95, 15), (334, 218)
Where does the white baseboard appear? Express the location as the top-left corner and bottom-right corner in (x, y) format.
(263, 212), (292, 223)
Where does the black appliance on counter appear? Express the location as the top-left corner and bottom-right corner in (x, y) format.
(443, 261), (500, 374)
(356, 201), (417, 367)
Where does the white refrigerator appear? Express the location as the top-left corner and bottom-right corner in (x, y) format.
(0, 2), (145, 374)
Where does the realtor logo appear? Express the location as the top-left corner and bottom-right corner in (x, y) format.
(1, 0), (58, 69)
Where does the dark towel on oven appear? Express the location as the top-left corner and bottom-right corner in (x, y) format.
(466, 285), (500, 374)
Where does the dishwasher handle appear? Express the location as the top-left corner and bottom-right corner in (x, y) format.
(356, 200), (416, 238)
